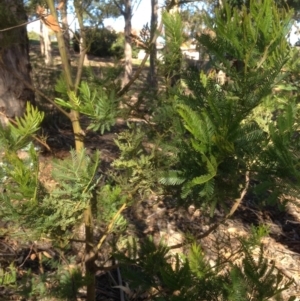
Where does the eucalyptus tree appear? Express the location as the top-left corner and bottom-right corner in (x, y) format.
(0, 0), (35, 125)
(25, 0), (54, 65)
(99, 0), (142, 86)
(112, 0), (135, 86)
(148, 0), (159, 88)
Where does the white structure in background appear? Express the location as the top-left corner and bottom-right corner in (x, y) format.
(289, 22), (300, 46)
(137, 49), (146, 60)
(181, 40), (199, 60)
(137, 42), (164, 60)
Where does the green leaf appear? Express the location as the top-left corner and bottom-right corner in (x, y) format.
(159, 170), (186, 186)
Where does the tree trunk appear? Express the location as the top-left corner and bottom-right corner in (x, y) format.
(40, 20), (45, 56)
(0, 0), (34, 125)
(40, 21), (53, 66)
(148, 0), (158, 88)
(123, 0), (132, 87)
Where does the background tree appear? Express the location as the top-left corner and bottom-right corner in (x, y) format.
(0, 0), (34, 125)
(112, 0), (134, 86)
(26, 0), (54, 65)
(148, 0), (159, 88)
(36, 4), (54, 65)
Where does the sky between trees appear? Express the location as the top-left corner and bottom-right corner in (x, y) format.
(26, 0), (300, 45)
(27, 0), (164, 34)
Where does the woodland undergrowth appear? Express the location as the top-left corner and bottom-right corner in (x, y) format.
(0, 0), (300, 300)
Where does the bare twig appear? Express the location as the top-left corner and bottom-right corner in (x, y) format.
(116, 260), (125, 301)
(0, 18), (41, 32)
(168, 171), (250, 250)
(74, 48), (88, 93)
(96, 203), (127, 251)
(113, 0), (125, 16)
(82, 202), (128, 266)
(18, 244), (34, 268)
(73, 2), (88, 93)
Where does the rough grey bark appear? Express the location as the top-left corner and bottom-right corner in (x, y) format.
(148, 0), (158, 88)
(0, 0), (34, 124)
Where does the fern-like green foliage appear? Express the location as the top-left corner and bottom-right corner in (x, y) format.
(224, 244), (295, 301)
(252, 101), (300, 205)
(18, 257), (86, 300)
(188, 243), (211, 279)
(115, 236), (175, 292)
(1, 143), (40, 203)
(51, 148), (100, 197)
(0, 147), (100, 243)
(0, 104), (45, 232)
(201, 0), (291, 74)
(55, 80), (119, 134)
(34, 148), (100, 241)
(112, 124), (162, 198)
(160, 73), (265, 202)
(96, 184), (128, 230)
(0, 263), (17, 287)
(158, 0), (297, 210)
(50, 265), (86, 300)
(0, 102), (44, 152)
(162, 11), (185, 87)
(115, 228), (295, 301)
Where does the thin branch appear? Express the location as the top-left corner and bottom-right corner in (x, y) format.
(164, 0), (199, 9)
(116, 262), (125, 301)
(113, 0), (125, 15)
(18, 244), (35, 268)
(96, 202), (127, 251)
(74, 2), (89, 93)
(134, 0), (142, 12)
(74, 48), (89, 93)
(0, 18), (41, 32)
(228, 171), (250, 216)
(168, 171), (250, 250)
(82, 202), (127, 265)
(178, 0), (199, 5)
